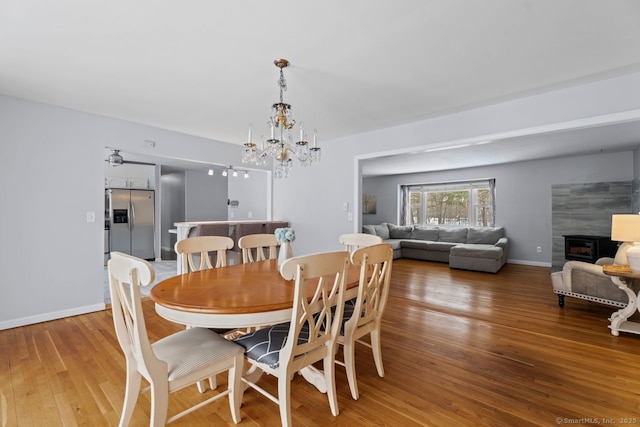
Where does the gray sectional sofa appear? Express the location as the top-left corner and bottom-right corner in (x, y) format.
(362, 223), (508, 273)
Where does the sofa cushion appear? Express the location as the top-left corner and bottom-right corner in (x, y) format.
(372, 223), (390, 239)
(426, 241), (458, 252)
(388, 224), (413, 239)
(400, 240), (429, 250)
(411, 225), (439, 241)
(362, 225), (376, 235)
(450, 244), (503, 260)
(438, 228), (468, 243)
(466, 227), (505, 244)
(384, 239), (404, 250)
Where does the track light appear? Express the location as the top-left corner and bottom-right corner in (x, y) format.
(232, 170), (238, 177)
(208, 168), (214, 176)
(222, 169), (228, 177)
(244, 171), (249, 179)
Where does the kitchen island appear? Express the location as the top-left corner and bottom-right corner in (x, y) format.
(173, 220), (288, 273)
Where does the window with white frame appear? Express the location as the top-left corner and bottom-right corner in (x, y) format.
(401, 179), (495, 227)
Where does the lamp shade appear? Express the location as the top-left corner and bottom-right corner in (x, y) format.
(611, 214), (640, 242)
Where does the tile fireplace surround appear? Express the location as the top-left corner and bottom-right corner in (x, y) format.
(551, 181), (631, 271)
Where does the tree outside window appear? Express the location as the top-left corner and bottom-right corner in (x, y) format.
(403, 180), (495, 227)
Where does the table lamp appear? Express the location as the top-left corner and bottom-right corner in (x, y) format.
(611, 214), (640, 272)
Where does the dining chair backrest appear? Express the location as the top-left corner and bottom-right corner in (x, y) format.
(234, 250), (350, 426)
(175, 236), (234, 272)
(337, 243), (393, 400)
(108, 252), (157, 374)
(238, 233), (280, 263)
(232, 222), (264, 252)
(278, 251), (351, 368)
(108, 251), (243, 425)
(339, 233), (383, 253)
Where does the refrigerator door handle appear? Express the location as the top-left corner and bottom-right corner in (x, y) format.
(129, 200), (134, 231)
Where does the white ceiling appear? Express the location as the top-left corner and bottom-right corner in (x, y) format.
(3, 1), (640, 176)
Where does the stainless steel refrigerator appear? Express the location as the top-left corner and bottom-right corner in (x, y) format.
(106, 189), (155, 260)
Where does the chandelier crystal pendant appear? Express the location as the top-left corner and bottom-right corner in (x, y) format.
(242, 58), (320, 178)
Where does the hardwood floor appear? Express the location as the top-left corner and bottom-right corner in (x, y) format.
(3, 259), (640, 426)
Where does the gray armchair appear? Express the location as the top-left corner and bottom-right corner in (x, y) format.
(550, 257), (628, 308)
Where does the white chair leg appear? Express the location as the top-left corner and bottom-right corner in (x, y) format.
(228, 354), (243, 424)
(149, 380), (169, 427)
(324, 353), (340, 416)
(370, 327), (385, 377)
(278, 375), (293, 427)
(343, 340), (360, 400)
(119, 365), (142, 427)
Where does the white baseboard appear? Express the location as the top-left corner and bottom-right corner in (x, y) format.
(508, 259), (552, 267)
(0, 303), (106, 331)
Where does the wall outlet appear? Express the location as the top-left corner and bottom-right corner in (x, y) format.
(343, 202), (349, 211)
(536, 246), (542, 253)
(86, 211), (95, 223)
(347, 212), (353, 221)
(248, 211), (252, 218)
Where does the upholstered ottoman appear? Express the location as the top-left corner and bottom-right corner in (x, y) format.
(449, 244), (504, 273)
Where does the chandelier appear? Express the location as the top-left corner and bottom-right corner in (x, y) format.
(242, 58), (320, 178)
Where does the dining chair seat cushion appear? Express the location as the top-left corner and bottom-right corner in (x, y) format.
(153, 327), (243, 382)
(235, 301), (358, 369)
(234, 322), (311, 369)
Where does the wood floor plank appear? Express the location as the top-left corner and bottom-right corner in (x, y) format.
(3, 259), (640, 425)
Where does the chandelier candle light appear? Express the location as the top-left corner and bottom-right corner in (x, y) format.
(242, 59), (320, 178)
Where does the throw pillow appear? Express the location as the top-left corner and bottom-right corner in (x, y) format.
(411, 225), (439, 241)
(362, 225), (376, 235)
(467, 227), (505, 244)
(372, 223), (390, 239)
(438, 227), (468, 243)
(388, 223), (413, 239)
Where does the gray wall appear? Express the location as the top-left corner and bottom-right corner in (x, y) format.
(0, 94), (253, 330)
(228, 170), (270, 221)
(2, 70), (640, 330)
(362, 152), (633, 266)
(160, 171), (185, 252)
(184, 170), (228, 222)
(272, 72), (640, 262)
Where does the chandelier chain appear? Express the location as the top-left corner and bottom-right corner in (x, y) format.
(278, 68), (287, 103)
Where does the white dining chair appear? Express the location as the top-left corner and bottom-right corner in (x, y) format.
(336, 243), (393, 400)
(339, 233), (383, 253)
(174, 235), (237, 390)
(108, 251), (244, 426)
(175, 236), (234, 272)
(238, 233), (279, 263)
(233, 251), (350, 427)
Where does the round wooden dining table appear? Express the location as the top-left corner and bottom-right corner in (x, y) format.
(150, 258), (361, 330)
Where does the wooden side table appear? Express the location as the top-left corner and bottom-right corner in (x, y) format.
(603, 265), (640, 336)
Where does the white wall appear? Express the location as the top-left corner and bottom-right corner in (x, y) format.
(0, 94), (247, 330)
(273, 72), (640, 258)
(363, 151), (633, 265)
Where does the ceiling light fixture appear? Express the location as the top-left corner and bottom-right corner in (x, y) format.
(208, 167), (214, 176)
(219, 165), (249, 179)
(242, 58), (321, 178)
